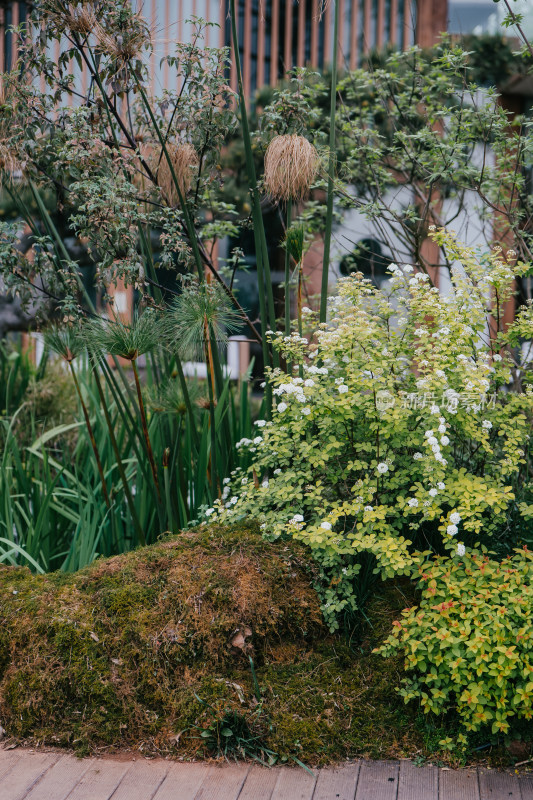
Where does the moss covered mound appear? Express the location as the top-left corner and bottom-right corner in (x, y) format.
(0, 523), (432, 764)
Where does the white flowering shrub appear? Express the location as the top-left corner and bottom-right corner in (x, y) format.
(209, 230), (533, 630)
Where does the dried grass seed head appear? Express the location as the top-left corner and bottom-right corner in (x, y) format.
(0, 78), (24, 179)
(264, 134), (319, 203)
(156, 142), (199, 205)
(93, 11), (150, 62)
(64, 4), (97, 35)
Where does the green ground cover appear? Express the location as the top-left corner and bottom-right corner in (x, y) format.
(0, 522), (432, 764)
(0, 522), (529, 767)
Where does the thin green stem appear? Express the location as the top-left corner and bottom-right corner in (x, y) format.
(285, 199), (292, 337)
(92, 363), (146, 547)
(131, 358), (161, 503)
(320, 0), (339, 324)
(204, 332), (218, 497)
(68, 362), (111, 509)
(229, 0), (276, 409)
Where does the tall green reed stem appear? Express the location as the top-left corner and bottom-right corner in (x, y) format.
(229, 0), (278, 406)
(91, 362), (146, 547)
(131, 357), (161, 503)
(285, 199), (292, 337)
(320, 0), (339, 324)
(68, 361), (111, 508)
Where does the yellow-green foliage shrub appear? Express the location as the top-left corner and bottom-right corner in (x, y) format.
(377, 548), (533, 735)
(209, 230), (533, 629)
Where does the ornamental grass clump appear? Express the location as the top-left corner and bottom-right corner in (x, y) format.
(264, 134), (319, 202)
(207, 229), (533, 631)
(156, 142), (199, 205)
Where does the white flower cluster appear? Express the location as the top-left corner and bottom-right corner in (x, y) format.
(446, 511), (461, 536)
(273, 382), (306, 402)
(424, 428), (447, 464)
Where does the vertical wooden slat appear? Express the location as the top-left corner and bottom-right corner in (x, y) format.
(403, 0), (411, 49)
(68, 57), (74, 106)
(178, 0), (183, 44)
(363, 0), (371, 53)
(11, 1), (19, 65)
(257, 0), (265, 88)
(323, 0), (331, 65)
(271, 0), (280, 83)
(54, 35), (60, 117)
(377, 0), (385, 49)
(390, 0), (398, 46)
(220, 0), (226, 48)
(150, 0), (156, 94)
(164, 0), (170, 89)
(230, 0), (237, 94)
(337, 0), (345, 68)
(297, 0), (305, 66)
(310, 0), (319, 66)
(349, 0), (358, 69)
(0, 7), (5, 71)
(243, 0), (252, 97)
(284, 0), (293, 75)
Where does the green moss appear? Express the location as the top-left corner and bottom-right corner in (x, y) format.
(0, 523), (468, 764)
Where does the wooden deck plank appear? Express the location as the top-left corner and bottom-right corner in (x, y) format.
(151, 762), (210, 800)
(269, 766), (317, 800)
(236, 764), (280, 800)
(479, 769), (521, 800)
(194, 763), (250, 800)
(0, 750), (22, 782)
(397, 761), (438, 800)
(312, 763), (359, 800)
(354, 760), (399, 800)
(0, 753), (59, 800)
(439, 768), (480, 800)
(519, 774), (533, 800)
(60, 759), (130, 800)
(104, 759), (170, 800)
(22, 755), (90, 800)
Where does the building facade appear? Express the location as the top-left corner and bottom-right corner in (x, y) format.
(1, 1), (447, 92)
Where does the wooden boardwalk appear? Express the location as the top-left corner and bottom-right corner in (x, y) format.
(1, 748), (532, 800)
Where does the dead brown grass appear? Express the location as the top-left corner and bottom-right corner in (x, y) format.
(155, 142), (199, 205)
(264, 134), (319, 203)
